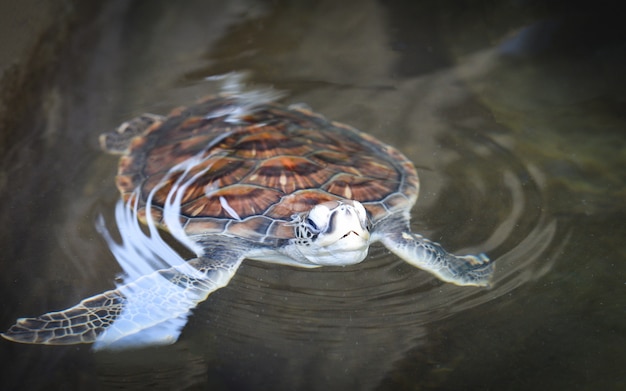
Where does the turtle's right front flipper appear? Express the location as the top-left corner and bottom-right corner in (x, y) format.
(2, 256), (243, 350)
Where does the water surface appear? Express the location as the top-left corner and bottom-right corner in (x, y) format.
(1, 1), (624, 390)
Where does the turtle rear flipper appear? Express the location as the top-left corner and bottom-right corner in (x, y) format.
(99, 114), (164, 155)
(2, 256), (243, 350)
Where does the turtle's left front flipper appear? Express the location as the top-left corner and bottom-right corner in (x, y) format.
(380, 230), (494, 287)
(2, 255), (243, 350)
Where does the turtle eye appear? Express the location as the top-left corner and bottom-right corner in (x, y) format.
(306, 204), (331, 233)
(305, 217), (319, 232)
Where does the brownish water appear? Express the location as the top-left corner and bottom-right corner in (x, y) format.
(1, 1), (624, 390)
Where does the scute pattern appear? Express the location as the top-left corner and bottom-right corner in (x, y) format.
(4, 291), (124, 344)
(114, 95), (419, 241)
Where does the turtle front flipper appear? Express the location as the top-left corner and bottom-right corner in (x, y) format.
(2, 256), (243, 350)
(380, 229), (494, 287)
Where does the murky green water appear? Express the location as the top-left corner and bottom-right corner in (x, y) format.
(1, 1), (624, 390)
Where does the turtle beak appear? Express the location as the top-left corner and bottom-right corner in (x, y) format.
(321, 207), (370, 247)
(342, 203), (370, 241)
(337, 214), (370, 243)
(299, 200), (371, 266)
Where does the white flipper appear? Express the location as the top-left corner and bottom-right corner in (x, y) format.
(381, 230), (493, 287)
(2, 256), (243, 350)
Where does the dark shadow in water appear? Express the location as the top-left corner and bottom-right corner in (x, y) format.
(1, 1), (625, 390)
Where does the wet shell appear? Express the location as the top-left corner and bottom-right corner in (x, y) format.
(106, 94), (419, 241)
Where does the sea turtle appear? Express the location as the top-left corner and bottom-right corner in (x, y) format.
(2, 90), (493, 350)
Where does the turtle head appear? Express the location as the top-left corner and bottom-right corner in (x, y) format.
(294, 200), (371, 266)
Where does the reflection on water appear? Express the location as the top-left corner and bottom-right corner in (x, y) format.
(1, 1), (624, 390)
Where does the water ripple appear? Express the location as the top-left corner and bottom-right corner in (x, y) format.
(187, 126), (567, 342)
(88, 96), (568, 390)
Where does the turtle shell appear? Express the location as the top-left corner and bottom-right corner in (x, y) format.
(105, 94), (419, 242)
